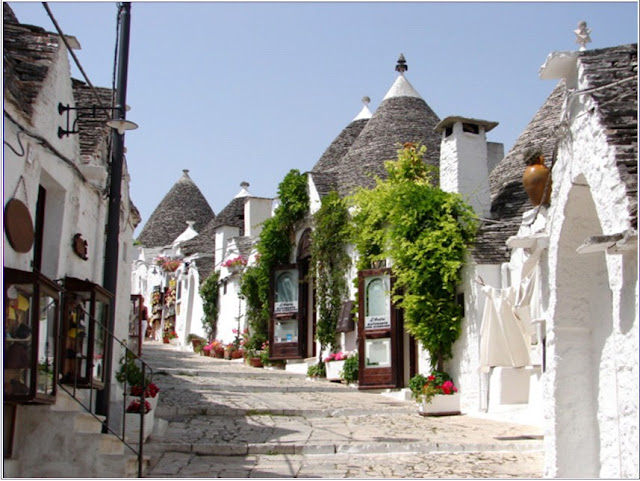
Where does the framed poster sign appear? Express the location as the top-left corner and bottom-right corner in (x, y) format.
(365, 338), (391, 368)
(274, 319), (299, 343)
(364, 275), (390, 330)
(274, 269), (298, 316)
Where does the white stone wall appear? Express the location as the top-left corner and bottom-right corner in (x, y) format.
(451, 262), (502, 414)
(542, 80), (638, 478)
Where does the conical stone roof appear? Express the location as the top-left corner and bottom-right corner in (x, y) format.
(312, 97), (372, 173)
(137, 170), (215, 248)
(335, 58), (441, 197)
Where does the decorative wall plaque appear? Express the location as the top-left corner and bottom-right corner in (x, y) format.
(4, 199), (35, 253)
(72, 233), (89, 260)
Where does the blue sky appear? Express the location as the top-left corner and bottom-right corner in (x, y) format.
(8, 1), (638, 236)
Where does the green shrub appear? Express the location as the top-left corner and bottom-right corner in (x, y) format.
(340, 353), (359, 384)
(307, 362), (326, 378)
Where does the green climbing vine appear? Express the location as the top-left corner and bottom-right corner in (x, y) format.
(199, 270), (220, 340)
(239, 169), (309, 346)
(310, 191), (352, 356)
(349, 143), (477, 370)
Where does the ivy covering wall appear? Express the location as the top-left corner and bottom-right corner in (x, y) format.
(199, 270), (220, 340)
(239, 169), (309, 349)
(310, 191), (351, 355)
(349, 143), (477, 369)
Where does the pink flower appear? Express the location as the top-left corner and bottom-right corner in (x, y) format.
(441, 380), (456, 395)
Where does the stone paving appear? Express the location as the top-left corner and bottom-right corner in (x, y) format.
(141, 341), (543, 478)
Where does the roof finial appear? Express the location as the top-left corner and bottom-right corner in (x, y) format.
(240, 181), (250, 189)
(395, 54), (408, 74)
(362, 96), (370, 105)
(574, 21), (591, 51)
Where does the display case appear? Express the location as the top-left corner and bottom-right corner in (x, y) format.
(357, 268), (402, 390)
(4, 267), (61, 404)
(60, 277), (112, 389)
(129, 294), (144, 356)
(269, 265), (305, 360)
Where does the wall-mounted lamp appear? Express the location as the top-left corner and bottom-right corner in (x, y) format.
(57, 102), (138, 138)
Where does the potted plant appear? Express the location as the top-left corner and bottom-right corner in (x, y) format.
(307, 361), (326, 380)
(166, 330), (178, 345)
(188, 333), (206, 352)
(409, 371), (460, 416)
(245, 347), (263, 368)
(324, 351), (349, 381)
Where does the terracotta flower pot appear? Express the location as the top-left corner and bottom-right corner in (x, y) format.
(163, 337), (169, 344)
(231, 350), (244, 359)
(249, 357), (263, 368)
(522, 155), (552, 206)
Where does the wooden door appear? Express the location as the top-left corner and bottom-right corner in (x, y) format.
(357, 268), (402, 390)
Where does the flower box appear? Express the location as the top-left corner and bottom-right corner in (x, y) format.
(325, 360), (345, 381)
(124, 411), (153, 442)
(169, 338), (179, 346)
(418, 392), (461, 416)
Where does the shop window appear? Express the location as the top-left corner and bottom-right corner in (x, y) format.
(4, 267), (61, 403)
(60, 277), (112, 389)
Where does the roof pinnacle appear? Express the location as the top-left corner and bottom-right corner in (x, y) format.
(395, 54), (408, 74)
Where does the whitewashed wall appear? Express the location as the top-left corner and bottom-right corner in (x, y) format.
(451, 262), (502, 414)
(543, 83), (638, 478)
(5, 34), (137, 439)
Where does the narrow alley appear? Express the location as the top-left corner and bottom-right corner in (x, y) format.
(141, 342), (543, 478)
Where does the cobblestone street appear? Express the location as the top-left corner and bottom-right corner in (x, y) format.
(142, 342), (543, 478)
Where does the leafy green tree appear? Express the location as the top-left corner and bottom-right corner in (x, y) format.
(349, 143), (477, 370)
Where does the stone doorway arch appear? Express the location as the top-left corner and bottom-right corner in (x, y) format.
(550, 177), (613, 477)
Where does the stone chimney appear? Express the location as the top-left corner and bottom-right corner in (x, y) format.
(435, 116), (502, 218)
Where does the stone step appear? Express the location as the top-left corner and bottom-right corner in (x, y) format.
(51, 388), (93, 412)
(76, 432), (126, 456)
(99, 453), (150, 478)
(73, 412), (106, 434)
(154, 405), (414, 419)
(143, 439), (544, 457)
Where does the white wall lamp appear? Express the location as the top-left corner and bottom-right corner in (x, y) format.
(57, 102), (138, 138)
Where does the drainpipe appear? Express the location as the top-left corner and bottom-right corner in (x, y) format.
(97, 2), (132, 426)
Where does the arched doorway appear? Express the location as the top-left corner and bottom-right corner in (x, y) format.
(551, 178), (613, 477)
